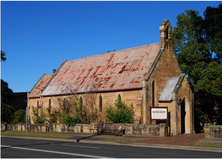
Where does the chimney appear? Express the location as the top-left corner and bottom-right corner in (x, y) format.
(53, 69), (56, 73)
(159, 19), (172, 49)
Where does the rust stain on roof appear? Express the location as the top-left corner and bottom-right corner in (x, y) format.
(158, 77), (180, 101)
(28, 74), (53, 98)
(42, 43), (160, 96)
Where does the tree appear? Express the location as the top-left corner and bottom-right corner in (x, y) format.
(31, 106), (46, 124)
(11, 109), (26, 124)
(45, 104), (59, 124)
(172, 4), (222, 127)
(1, 51), (16, 123)
(1, 80), (13, 103)
(105, 96), (134, 123)
(1, 101), (15, 123)
(1, 50), (6, 62)
(56, 94), (100, 127)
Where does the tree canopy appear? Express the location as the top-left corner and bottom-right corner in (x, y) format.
(1, 50), (6, 62)
(1, 51), (15, 123)
(172, 4), (222, 126)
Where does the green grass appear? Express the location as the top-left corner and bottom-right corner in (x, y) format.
(1, 131), (72, 139)
(100, 138), (142, 142)
(183, 142), (222, 148)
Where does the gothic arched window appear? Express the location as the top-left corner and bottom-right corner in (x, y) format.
(99, 95), (102, 112)
(152, 81), (155, 107)
(118, 94), (121, 102)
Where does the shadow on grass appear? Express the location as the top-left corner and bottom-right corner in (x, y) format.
(76, 134), (100, 142)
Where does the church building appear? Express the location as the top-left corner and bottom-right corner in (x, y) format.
(28, 20), (195, 135)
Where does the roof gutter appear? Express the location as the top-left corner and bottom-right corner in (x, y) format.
(40, 87), (142, 97)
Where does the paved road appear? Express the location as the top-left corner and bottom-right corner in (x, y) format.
(2, 137), (222, 158)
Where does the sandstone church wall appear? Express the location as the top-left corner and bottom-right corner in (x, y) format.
(28, 89), (143, 124)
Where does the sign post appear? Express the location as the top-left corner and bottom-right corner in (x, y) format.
(150, 107), (169, 134)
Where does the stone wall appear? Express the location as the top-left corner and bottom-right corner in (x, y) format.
(204, 123), (222, 138)
(1, 123), (168, 137)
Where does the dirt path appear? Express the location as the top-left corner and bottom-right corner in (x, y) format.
(137, 133), (205, 145)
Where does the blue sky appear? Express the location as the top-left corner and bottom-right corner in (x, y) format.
(1, 1), (221, 93)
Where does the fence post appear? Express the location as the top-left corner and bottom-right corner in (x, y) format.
(159, 123), (167, 137)
(204, 123), (211, 138)
(26, 107), (27, 134)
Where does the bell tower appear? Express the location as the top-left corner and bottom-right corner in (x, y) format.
(159, 19), (172, 49)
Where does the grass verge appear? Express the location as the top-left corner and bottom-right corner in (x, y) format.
(183, 142), (222, 148)
(1, 131), (72, 139)
(100, 139), (142, 142)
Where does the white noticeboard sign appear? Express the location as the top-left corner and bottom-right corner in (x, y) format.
(151, 108), (168, 120)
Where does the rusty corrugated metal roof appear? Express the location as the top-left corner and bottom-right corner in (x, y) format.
(28, 74), (53, 98)
(158, 77), (180, 101)
(41, 43), (160, 96)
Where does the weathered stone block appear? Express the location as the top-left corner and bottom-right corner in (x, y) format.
(159, 123), (167, 137)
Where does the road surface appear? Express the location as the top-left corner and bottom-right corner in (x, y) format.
(1, 137), (222, 158)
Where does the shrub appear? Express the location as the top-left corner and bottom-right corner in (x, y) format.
(63, 114), (80, 127)
(57, 94), (99, 127)
(32, 106), (46, 124)
(105, 97), (134, 123)
(46, 104), (60, 123)
(10, 109), (26, 124)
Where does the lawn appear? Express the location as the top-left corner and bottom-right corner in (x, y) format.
(1, 131), (72, 139)
(183, 142), (222, 148)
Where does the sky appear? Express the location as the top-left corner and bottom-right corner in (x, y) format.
(1, 1), (221, 93)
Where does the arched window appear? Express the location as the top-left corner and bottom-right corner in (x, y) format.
(118, 94), (121, 102)
(48, 99), (52, 113)
(37, 100), (39, 107)
(99, 95), (102, 112)
(152, 81), (155, 107)
(79, 97), (83, 113)
(49, 99), (51, 106)
(37, 100), (40, 119)
(181, 98), (186, 134)
(80, 97), (83, 106)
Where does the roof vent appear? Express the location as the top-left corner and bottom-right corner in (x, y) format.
(53, 69), (56, 73)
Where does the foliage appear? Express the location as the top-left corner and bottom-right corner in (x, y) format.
(172, 4), (222, 126)
(105, 97), (134, 123)
(1, 53), (15, 123)
(1, 101), (15, 123)
(1, 79), (13, 104)
(32, 106), (45, 124)
(1, 50), (6, 61)
(57, 94), (99, 127)
(10, 109), (26, 124)
(63, 115), (80, 127)
(1, 82), (15, 123)
(45, 104), (60, 123)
